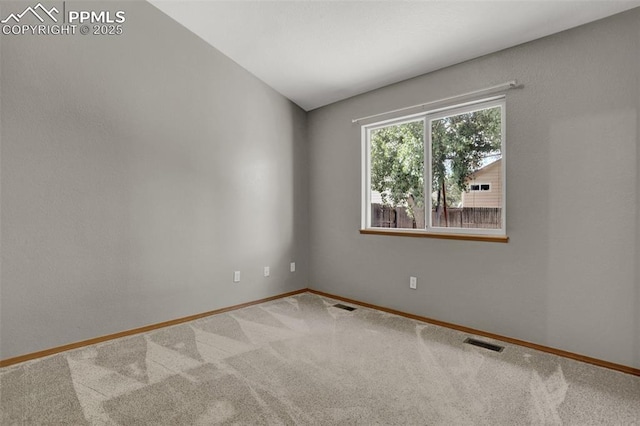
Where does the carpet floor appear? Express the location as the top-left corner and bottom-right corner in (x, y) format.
(1, 292), (638, 425)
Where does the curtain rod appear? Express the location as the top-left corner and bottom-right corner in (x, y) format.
(352, 80), (520, 124)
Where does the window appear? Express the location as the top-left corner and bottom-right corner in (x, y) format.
(469, 184), (490, 191)
(362, 97), (506, 238)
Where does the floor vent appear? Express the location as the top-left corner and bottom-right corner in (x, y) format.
(333, 303), (356, 311)
(464, 338), (504, 352)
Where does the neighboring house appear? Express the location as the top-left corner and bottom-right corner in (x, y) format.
(461, 158), (502, 208)
(370, 190), (384, 205)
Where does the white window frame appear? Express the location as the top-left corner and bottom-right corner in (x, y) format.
(468, 183), (491, 192)
(362, 96), (506, 237)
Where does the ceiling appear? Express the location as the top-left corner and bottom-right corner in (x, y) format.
(149, 1), (640, 111)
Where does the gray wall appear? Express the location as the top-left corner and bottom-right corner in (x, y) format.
(0, 1), (309, 359)
(308, 9), (640, 368)
(636, 18), (640, 369)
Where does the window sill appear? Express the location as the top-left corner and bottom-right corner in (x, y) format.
(359, 228), (509, 243)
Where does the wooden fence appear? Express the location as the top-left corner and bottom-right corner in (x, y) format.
(371, 204), (501, 229)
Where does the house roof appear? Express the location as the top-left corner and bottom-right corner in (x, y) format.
(470, 158), (501, 178)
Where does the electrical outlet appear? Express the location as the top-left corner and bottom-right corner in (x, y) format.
(233, 271), (240, 283)
(264, 266), (270, 277)
(409, 276), (417, 290)
(290, 262), (296, 272)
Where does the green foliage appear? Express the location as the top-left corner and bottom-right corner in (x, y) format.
(431, 107), (502, 202)
(370, 121), (425, 216)
(369, 105), (501, 215)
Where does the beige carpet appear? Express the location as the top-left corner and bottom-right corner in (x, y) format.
(1, 292), (639, 425)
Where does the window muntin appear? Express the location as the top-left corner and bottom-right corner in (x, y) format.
(363, 97), (505, 236)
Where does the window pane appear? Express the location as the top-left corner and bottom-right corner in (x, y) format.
(370, 120), (424, 229)
(431, 106), (502, 229)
